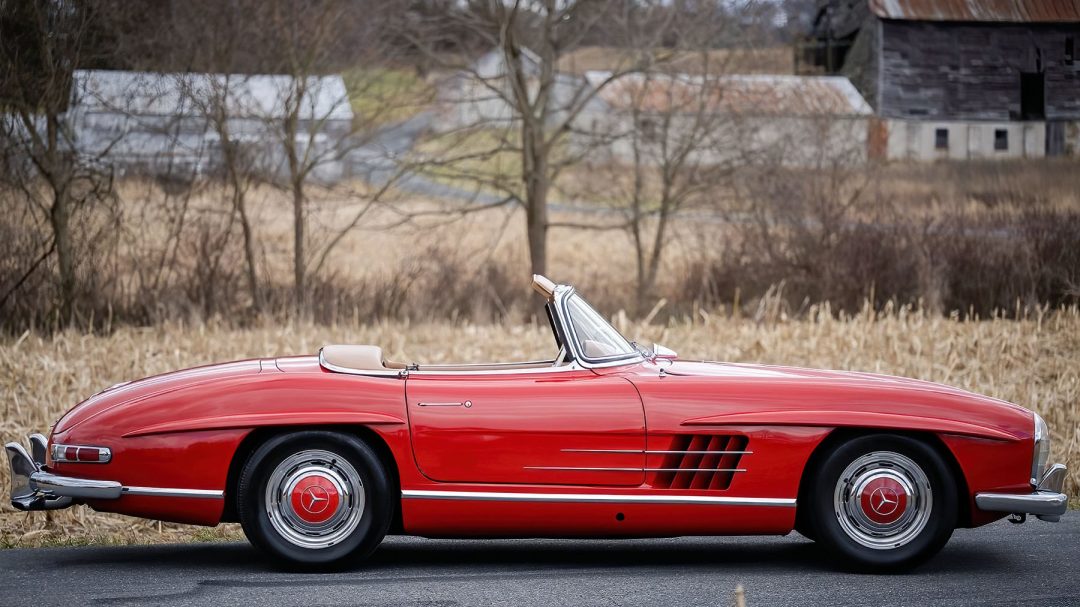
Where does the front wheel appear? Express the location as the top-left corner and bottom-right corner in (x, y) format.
(804, 434), (957, 572)
(237, 431), (392, 568)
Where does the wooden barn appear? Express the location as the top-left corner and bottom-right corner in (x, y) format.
(798, 0), (1080, 160)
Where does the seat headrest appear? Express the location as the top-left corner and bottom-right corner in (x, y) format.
(320, 345), (386, 372)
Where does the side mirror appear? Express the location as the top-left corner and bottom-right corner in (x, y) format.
(652, 343), (678, 360)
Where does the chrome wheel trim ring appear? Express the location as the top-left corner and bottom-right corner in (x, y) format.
(265, 449), (366, 550)
(833, 451), (932, 550)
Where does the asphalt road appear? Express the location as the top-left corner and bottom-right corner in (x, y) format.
(1, 514), (1076, 607)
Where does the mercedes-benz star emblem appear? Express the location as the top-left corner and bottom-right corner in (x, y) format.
(869, 486), (900, 516)
(301, 485), (331, 514)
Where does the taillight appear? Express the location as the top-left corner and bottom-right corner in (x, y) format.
(50, 443), (112, 464)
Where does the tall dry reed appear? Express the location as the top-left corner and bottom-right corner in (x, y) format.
(1, 306), (1076, 547)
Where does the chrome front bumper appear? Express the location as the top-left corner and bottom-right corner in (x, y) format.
(5, 437), (122, 511)
(975, 463), (1069, 522)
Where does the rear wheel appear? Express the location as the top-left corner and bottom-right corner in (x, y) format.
(804, 434), (957, 571)
(237, 431), (392, 568)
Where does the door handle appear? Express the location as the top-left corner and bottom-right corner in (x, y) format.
(417, 400), (472, 408)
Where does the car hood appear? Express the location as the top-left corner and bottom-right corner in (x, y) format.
(620, 359), (1036, 442)
(53, 359), (263, 434)
(665, 360), (1008, 401)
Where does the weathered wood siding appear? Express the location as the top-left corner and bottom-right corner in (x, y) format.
(878, 21), (1080, 120)
(841, 18), (880, 110)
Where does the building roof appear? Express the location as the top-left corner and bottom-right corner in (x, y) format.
(558, 46), (794, 76)
(868, 0), (1080, 22)
(590, 73), (873, 117)
(73, 70), (354, 121)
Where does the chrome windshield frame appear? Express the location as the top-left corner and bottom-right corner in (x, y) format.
(553, 285), (644, 369)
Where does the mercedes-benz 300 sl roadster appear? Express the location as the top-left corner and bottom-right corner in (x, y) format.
(6, 275), (1068, 570)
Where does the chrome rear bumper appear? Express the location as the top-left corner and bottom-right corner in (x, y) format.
(975, 464), (1069, 522)
(7, 435), (224, 511)
(5, 438), (121, 511)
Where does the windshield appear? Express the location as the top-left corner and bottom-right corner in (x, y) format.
(564, 294), (637, 361)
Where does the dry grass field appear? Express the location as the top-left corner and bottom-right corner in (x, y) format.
(2, 306), (1077, 548)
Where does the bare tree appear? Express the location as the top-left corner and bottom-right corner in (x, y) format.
(0, 0), (116, 324)
(258, 0), (414, 313)
(731, 113), (882, 308)
(568, 58), (752, 311)
(154, 0), (268, 313)
(404, 0), (695, 277)
(191, 76), (264, 311)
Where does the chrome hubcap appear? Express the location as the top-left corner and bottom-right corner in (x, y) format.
(265, 449), (365, 549)
(833, 451), (932, 550)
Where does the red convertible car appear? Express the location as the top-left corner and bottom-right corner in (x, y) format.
(6, 276), (1068, 570)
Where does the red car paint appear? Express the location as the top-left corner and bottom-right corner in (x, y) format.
(46, 348), (1034, 535)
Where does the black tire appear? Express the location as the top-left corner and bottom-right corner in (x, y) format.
(794, 512), (818, 542)
(803, 434), (957, 572)
(237, 430), (392, 569)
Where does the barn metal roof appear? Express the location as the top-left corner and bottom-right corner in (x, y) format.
(590, 73), (873, 117)
(869, 0), (1080, 22)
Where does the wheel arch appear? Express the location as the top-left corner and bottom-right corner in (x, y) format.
(220, 424), (403, 532)
(795, 427), (972, 530)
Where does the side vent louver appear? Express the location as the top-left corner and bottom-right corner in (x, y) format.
(654, 434), (749, 490)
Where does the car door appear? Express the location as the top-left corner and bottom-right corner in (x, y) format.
(406, 369), (645, 486)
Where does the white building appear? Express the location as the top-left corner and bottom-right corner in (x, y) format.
(434, 48), (587, 133)
(574, 72), (874, 168)
(66, 70), (355, 182)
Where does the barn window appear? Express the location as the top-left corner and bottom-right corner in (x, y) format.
(994, 129), (1009, 151)
(1067, 37), (1075, 65)
(1020, 72), (1045, 120)
(934, 128), (949, 150)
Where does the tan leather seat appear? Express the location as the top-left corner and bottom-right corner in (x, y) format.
(320, 345), (406, 372)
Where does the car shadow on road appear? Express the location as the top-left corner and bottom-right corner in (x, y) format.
(367, 535), (1008, 576)
(52, 533), (1008, 576)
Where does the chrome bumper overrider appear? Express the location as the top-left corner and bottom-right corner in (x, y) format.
(975, 464), (1069, 522)
(5, 438), (122, 511)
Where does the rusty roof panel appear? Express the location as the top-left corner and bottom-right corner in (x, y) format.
(594, 74), (873, 117)
(869, 0), (1080, 22)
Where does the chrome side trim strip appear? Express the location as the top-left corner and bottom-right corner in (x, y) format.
(646, 450), (753, 455)
(122, 486), (224, 499)
(647, 468), (747, 473)
(561, 449), (754, 455)
(524, 466), (747, 473)
(524, 466), (644, 472)
(402, 489), (796, 507)
(561, 449), (643, 454)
